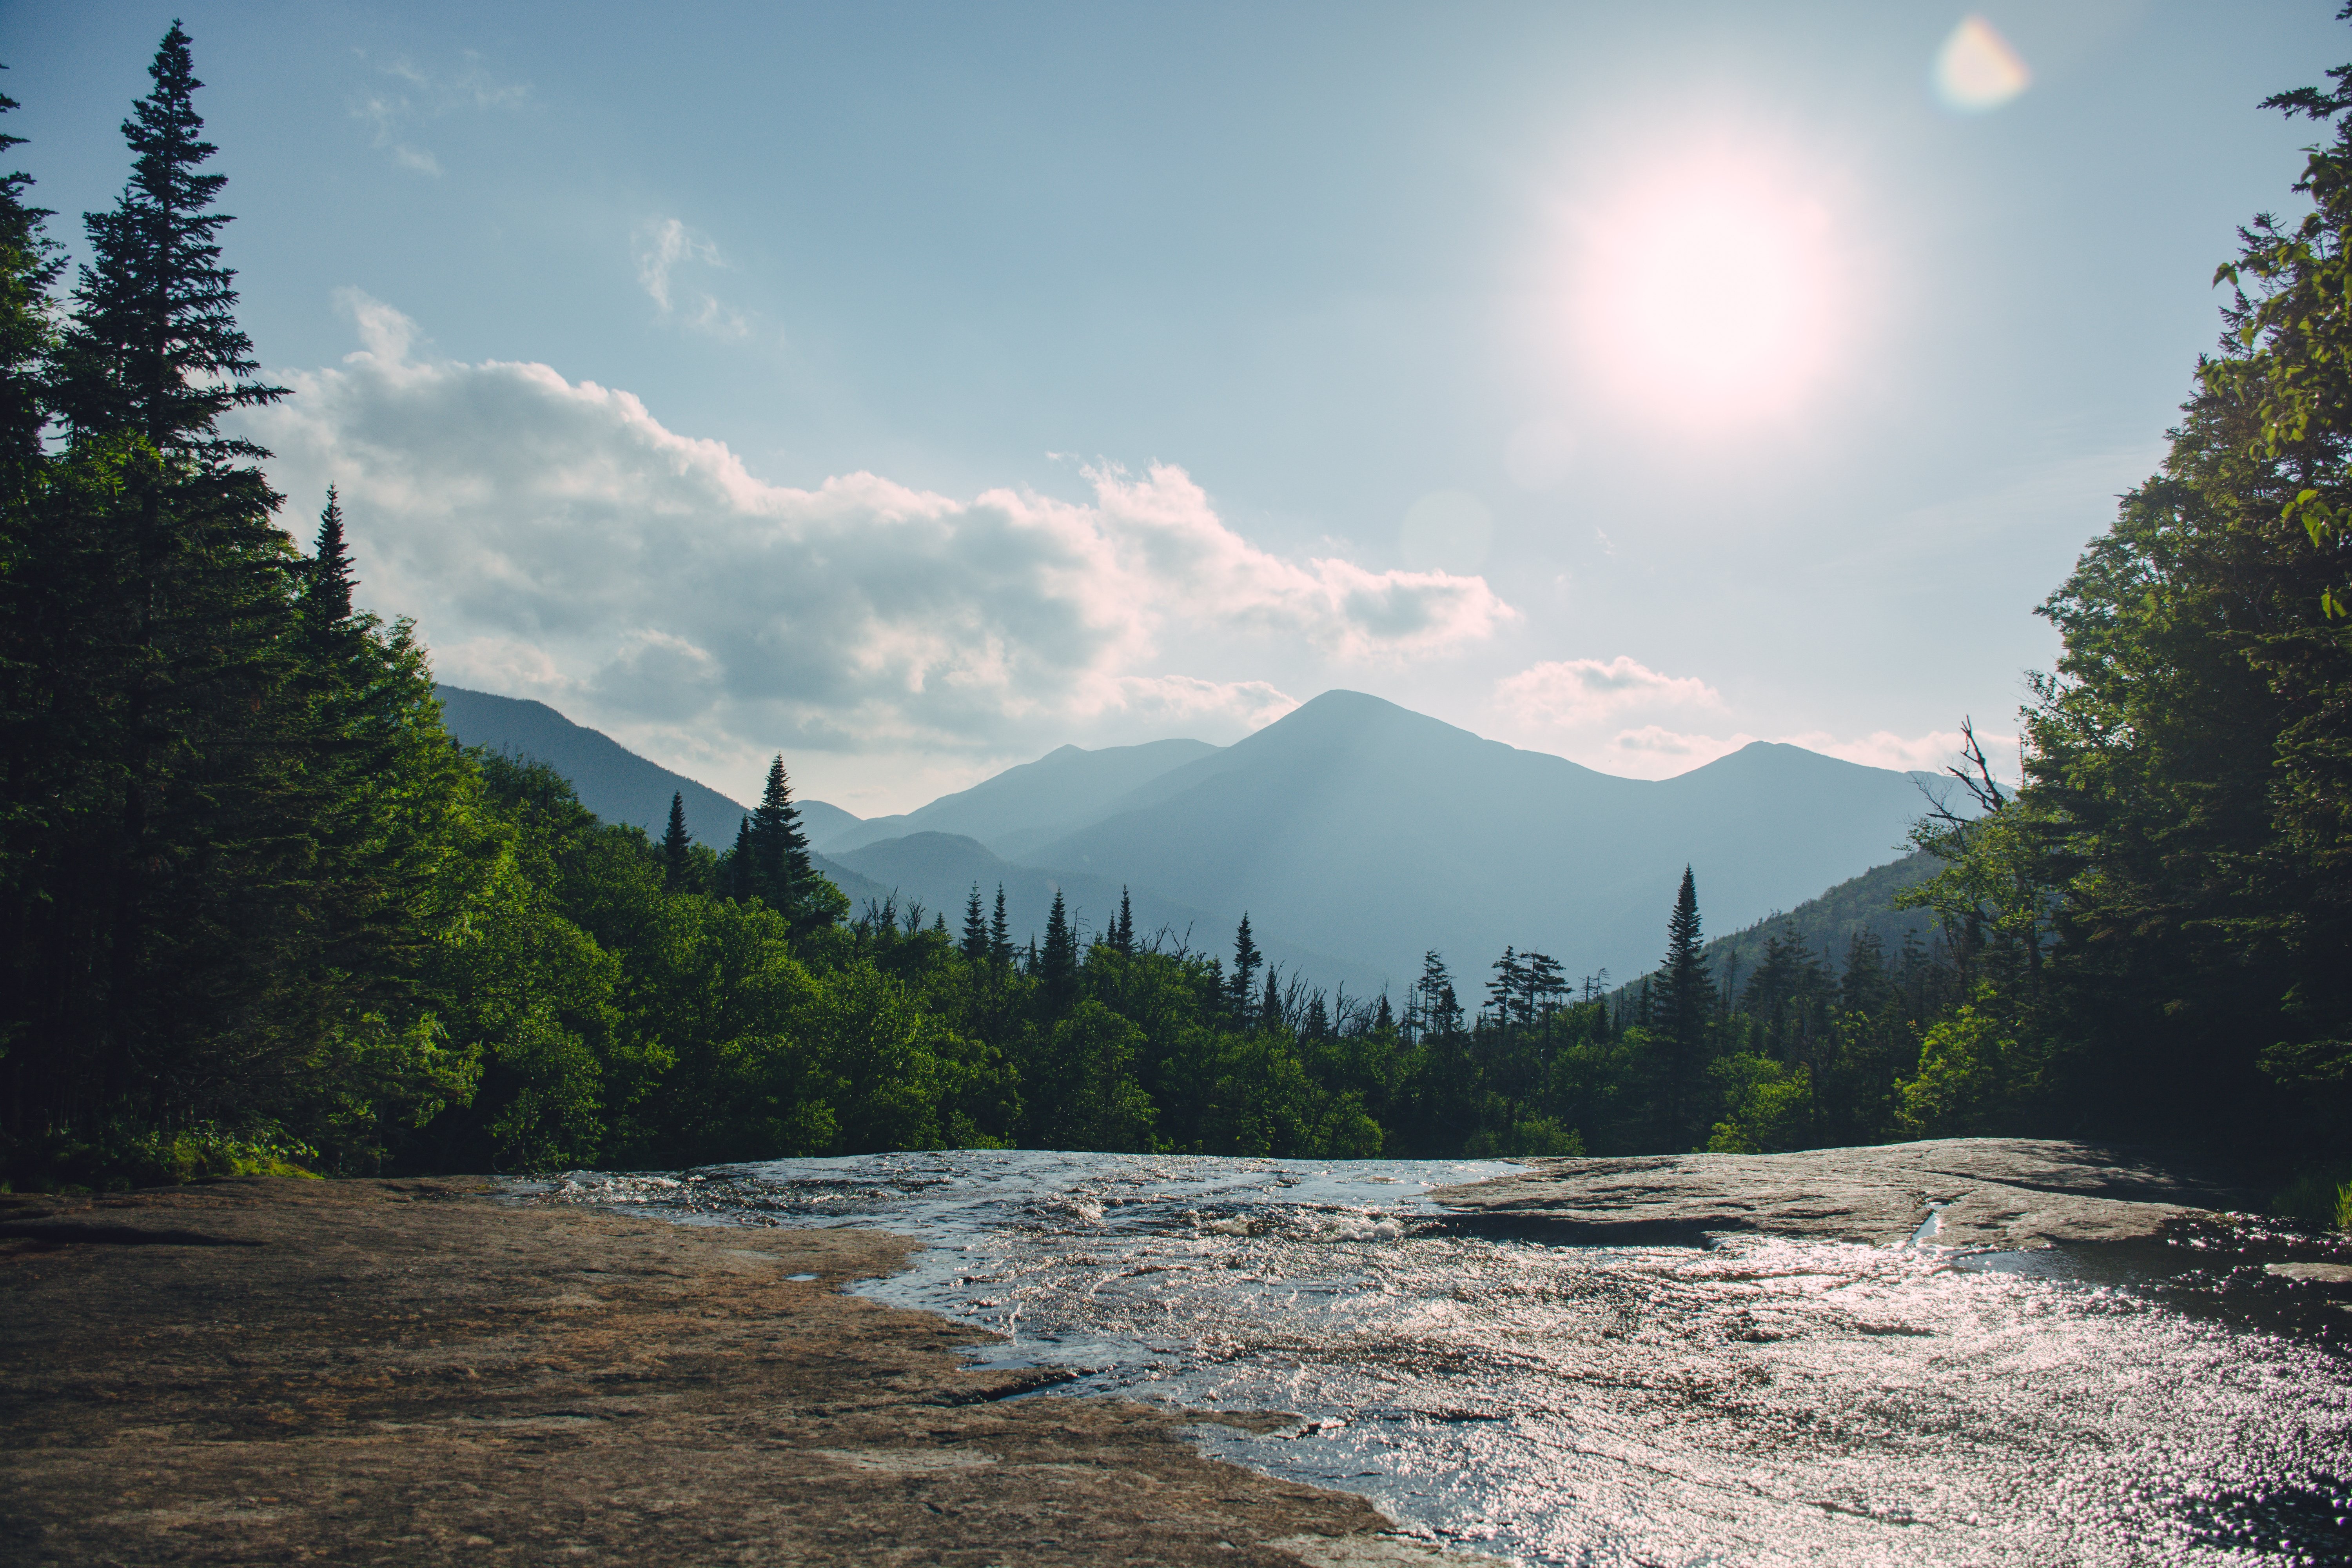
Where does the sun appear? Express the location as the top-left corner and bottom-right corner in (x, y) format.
(1575, 148), (1849, 423)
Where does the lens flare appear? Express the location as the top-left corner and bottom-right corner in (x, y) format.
(1575, 149), (1846, 423)
(1934, 16), (2031, 113)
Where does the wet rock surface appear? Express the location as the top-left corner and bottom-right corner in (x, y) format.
(1426, 1136), (2250, 1247)
(0, 1176), (1421, 1566)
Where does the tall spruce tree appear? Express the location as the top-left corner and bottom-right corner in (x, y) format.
(1230, 913), (1262, 1021)
(989, 884), (1013, 967)
(301, 485), (354, 628)
(960, 883), (989, 962)
(1041, 889), (1077, 1009)
(1658, 866), (1711, 1147)
(0, 77), (57, 492)
(742, 755), (812, 916)
(0, 25), (367, 1158)
(1113, 886), (1134, 957)
(660, 793), (692, 889)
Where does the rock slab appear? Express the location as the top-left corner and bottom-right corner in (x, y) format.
(0, 1176), (1419, 1566)
(1427, 1137), (2248, 1249)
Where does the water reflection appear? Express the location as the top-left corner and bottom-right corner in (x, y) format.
(534, 1150), (2352, 1566)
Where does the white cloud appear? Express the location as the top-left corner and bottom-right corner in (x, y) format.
(1495, 655), (1721, 729)
(1110, 675), (1299, 731)
(240, 296), (1512, 805)
(350, 50), (530, 175)
(633, 218), (756, 339)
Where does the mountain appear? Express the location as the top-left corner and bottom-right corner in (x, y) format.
(430, 686), (882, 903)
(825, 831), (1386, 997)
(1012, 690), (1955, 989)
(813, 738), (1219, 855)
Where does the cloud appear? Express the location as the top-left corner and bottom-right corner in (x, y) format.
(240, 296), (1511, 802)
(1495, 655), (1721, 729)
(351, 50), (529, 174)
(633, 218), (757, 339)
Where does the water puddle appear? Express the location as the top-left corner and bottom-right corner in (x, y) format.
(530, 1150), (2352, 1566)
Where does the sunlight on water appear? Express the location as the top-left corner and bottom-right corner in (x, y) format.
(536, 1151), (2352, 1566)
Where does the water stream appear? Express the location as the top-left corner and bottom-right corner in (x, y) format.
(532, 1150), (2352, 1565)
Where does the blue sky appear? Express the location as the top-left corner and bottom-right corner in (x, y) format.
(5, 1), (2343, 813)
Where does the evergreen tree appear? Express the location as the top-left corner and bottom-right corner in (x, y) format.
(742, 756), (813, 918)
(960, 883), (989, 963)
(1304, 991), (1331, 1041)
(1525, 951), (1565, 1035)
(1486, 947), (1525, 1027)
(301, 486), (354, 632)
(1230, 913), (1263, 1020)
(989, 884), (1012, 967)
(55, 23), (285, 454)
(1113, 886), (1134, 957)
(660, 792), (692, 890)
(1259, 967), (1283, 1032)
(1658, 866), (1711, 1148)
(727, 817), (754, 902)
(1041, 888), (1077, 1009)
(0, 26), (374, 1161)
(0, 78), (58, 493)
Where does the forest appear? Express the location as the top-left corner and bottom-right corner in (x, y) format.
(0, 28), (2345, 1224)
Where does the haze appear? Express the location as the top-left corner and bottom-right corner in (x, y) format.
(4, 0), (2337, 813)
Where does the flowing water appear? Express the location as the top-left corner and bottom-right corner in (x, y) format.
(531, 1150), (2352, 1565)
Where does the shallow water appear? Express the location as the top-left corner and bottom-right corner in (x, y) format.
(534, 1150), (2352, 1565)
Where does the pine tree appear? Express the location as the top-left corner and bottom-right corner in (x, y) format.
(303, 486), (354, 626)
(1486, 947), (1525, 1028)
(1041, 888), (1078, 1009)
(960, 884), (989, 963)
(0, 79), (58, 493)
(2, 26), (349, 1155)
(660, 793), (692, 889)
(56, 23), (285, 454)
(1259, 967), (1283, 1032)
(728, 817), (754, 902)
(1658, 865), (1711, 1148)
(1374, 993), (1394, 1033)
(989, 884), (1012, 967)
(1230, 914), (1262, 1021)
(1525, 951), (1564, 1034)
(742, 755), (812, 915)
(1113, 886), (1134, 957)
(1304, 991), (1330, 1041)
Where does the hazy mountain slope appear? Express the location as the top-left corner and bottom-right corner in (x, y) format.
(1021, 690), (1947, 988)
(429, 686), (884, 906)
(828, 832), (1385, 996)
(434, 686), (862, 847)
(1616, 853), (1946, 998)
(815, 738), (1220, 854)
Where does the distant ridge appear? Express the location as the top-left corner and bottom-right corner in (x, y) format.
(431, 686), (878, 900)
(1612, 853), (1945, 1001)
(817, 737), (1218, 855)
(1013, 690), (1955, 986)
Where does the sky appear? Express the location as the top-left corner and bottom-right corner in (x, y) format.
(5, 1), (2345, 815)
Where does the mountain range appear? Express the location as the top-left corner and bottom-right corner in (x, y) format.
(434, 684), (1957, 995)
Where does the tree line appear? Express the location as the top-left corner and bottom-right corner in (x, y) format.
(0, 29), (2344, 1221)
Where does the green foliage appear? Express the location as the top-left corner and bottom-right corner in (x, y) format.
(2270, 1166), (2352, 1232)
(1706, 1054), (1813, 1154)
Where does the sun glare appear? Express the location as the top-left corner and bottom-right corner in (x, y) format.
(1574, 149), (1849, 425)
